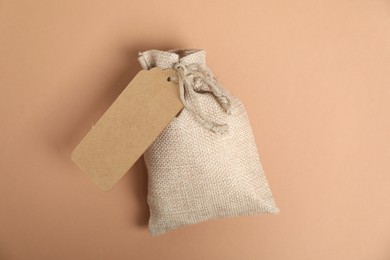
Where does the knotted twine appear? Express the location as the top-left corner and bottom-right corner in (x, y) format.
(169, 62), (232, 134)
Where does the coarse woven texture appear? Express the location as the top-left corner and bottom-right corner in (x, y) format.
(138, 49), (279, 236)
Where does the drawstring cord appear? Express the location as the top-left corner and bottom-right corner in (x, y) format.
(169, 62), (232, 134)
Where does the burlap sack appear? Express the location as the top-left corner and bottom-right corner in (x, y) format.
(138, 48), (279, 236)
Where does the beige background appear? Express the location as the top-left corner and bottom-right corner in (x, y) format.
(1, 0), (390, 259)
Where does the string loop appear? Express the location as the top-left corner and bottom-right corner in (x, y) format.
(170, 62), (231, 134)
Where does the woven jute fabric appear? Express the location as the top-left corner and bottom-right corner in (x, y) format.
(138, 49), (279, 236)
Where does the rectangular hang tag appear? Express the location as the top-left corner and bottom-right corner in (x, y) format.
(71, 67), (183, 191)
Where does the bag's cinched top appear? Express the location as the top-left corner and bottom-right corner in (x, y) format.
(138, 48), (207, 70)
(139, 49), (232, 134)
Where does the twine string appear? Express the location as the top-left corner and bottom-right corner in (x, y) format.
(170, 62), (231, 134)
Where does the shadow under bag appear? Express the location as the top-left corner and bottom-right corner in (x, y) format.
(138, 48), (279, 236)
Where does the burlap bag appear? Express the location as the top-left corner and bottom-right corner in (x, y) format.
(138, 48), (279, 236)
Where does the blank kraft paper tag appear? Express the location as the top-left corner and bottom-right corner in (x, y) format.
(71, 67), (183, 191)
